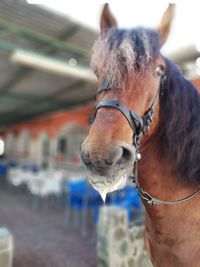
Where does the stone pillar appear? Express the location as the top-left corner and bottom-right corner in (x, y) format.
(97, 205), (153, 267)
(0, 228), (14, 267)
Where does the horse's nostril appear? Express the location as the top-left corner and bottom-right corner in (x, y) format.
(107, 147), (123, 165)
(120, 145), (136, 165)
(107, 145), (135, 166)
(81, 150), (91, 166)
(81, 144), (135, 170)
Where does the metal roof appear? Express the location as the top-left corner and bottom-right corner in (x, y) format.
(0, 0), (98, 127)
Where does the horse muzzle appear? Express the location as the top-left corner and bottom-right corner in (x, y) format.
(80, 140), (136, 200)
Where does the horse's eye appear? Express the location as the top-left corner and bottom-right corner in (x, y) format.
(155, 65), (166, 77)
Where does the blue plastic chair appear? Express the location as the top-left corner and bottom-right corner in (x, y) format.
(64, 179), (103, 237)
(110, 186), (141, 220)
(0, 163), (7, 177)
(31, 164), (39, 173)
(22, 163), (30, 172)
(8, 160), (18, 168)
(0, 162), (7, 185)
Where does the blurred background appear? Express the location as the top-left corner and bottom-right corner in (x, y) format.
(0, 1), (199, 267)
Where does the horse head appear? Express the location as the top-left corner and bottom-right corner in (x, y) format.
(81, 4), (175, 199)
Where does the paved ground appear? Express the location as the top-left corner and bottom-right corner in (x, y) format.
(0, 183), (97, 267)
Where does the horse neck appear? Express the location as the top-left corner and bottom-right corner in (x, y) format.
(138, 138), (195, 203)
(138, 97), (198, 207)
(138, 100), (200, 267)
(137, 60), (200, 203)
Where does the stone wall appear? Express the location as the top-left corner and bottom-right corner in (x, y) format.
(97, 206), (153, 267)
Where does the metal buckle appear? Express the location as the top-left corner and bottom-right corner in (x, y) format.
(138, 189), (160, 206)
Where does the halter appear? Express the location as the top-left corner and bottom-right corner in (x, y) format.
(89, 76), (160, 136)
(89, 72), (200, 206)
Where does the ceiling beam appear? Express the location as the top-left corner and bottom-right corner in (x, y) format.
(0, 67), (30, 94)
(37, 25), (80, 53)
(47, 80), (86, 98)
(10, 49), (95, 82)
(0, 80), (88, 115)
(0, 88), (93, 107)
(0, 24), (84, 95)
(0, 18), (91, 58)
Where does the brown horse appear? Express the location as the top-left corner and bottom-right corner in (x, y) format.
(81, 4), (200, 267)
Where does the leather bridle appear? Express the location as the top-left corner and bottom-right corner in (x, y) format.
(90, 75), (162, 136)
(89, 69), (200, 206)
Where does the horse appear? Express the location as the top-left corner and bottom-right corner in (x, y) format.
(81, 4), (200, 267)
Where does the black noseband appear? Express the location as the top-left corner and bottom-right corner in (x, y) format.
(90, 100), (144, 135)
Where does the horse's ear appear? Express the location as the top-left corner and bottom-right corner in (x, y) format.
(100, 3), (117, 36)
(158, 4), (175, 46)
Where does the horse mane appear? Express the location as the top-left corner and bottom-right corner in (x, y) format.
(157, 58), (200, 185)
(91, 27), (160, 88)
